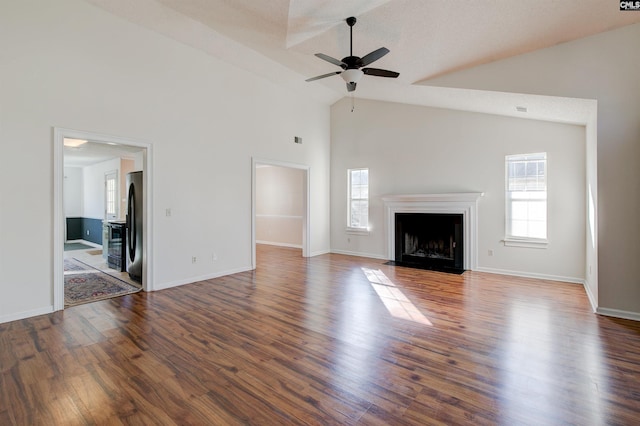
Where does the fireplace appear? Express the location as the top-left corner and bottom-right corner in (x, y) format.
(395, 213), (463, 272)
(382, 193), (484, 272)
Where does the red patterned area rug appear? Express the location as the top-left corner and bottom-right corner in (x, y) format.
(65, 272), (140, 307)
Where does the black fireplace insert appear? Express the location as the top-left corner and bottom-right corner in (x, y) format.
(393, 213), (463, 273)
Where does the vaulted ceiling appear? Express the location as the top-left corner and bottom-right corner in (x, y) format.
(86, 0), (640, 123)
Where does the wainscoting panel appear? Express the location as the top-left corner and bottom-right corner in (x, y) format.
(66, 217), (104, 245)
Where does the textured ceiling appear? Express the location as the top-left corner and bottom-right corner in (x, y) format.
(86, 0), (640, 123)
(64, 142), (142, 167)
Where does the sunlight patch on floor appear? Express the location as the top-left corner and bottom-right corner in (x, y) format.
(361, 268), (432, 326)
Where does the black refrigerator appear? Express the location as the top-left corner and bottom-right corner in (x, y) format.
(126, 171), (143, 283)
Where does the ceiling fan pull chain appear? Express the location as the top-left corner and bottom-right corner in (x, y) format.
(351, 94), (355, 112)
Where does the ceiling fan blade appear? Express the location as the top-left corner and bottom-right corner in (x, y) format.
(360, 47), (390, 67)
(362, 68), (399, 78)
(347, 82), (357, 92)
(305, 71), (342, 82)
(315, 53), (347, 68)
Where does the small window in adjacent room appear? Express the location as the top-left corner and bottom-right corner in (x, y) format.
(505, 152), (548, 247)
(105, 171), (118, 221)
(347, 168), (369, 232)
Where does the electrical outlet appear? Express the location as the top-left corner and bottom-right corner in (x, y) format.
(488, 249), (494, 256)
(212, 253), (218, 261)
(86, 230), (90, 236)
(166, 208), (172, 217)
(192, 256), (197, 264)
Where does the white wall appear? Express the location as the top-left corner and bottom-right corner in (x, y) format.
(424, 23), (640, 316)
(256, 166), (304, 247)
(0, 0), (331, 321)
(331, 98), (586, 281)
(63, 167), (83, 217)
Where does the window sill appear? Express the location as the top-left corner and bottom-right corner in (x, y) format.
(503, 237), (548, 249)
(346, 227), (370, 236)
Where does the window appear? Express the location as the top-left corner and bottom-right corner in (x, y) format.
(105, 171), (117, 220)
(348, 168), (369, 230)
(505, 153), (547, 245)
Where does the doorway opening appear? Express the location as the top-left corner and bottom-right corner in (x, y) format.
(54, 128), (153, 310)
(251, 158), (310, 269)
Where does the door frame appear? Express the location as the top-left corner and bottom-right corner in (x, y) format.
(53, 127), (154, 311)
(251, 157), (310, 269)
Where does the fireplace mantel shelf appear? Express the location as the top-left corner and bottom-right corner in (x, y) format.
(382, 193), (484, 203)
(383, 192), (484, 271)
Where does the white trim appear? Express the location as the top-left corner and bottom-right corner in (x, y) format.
(503, 237), (549, 248)
(596, 307), (640, 322)
(54, 129), (64, 311)
(330, 249), (388, 260)
(583, 281), (598, 313)
(505, 152), (548, 241)
(154, 266), (253, 291)
(54, 127), (154, 313)
(310, 249), (331, 257)
(251, 158), (311, 269)
(345, 227), (370, 235)
(104, 169), (119, 220)
(0, 306), (55, 324)
(383, 193), (485, 203)
(347, 168), (369, 229)
(382, 193), (484, 271)
(256, 240), (303, 249)
(585, 116), (598, 315)
(475, 266), (584, 284)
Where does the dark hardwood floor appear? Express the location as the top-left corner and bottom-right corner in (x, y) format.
(2, 245), (640, 425)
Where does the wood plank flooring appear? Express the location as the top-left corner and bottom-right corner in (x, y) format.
(2, 245), (640, 425)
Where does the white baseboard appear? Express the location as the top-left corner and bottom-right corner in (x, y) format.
(0, 305), (54, 325)
(582, 282), (640, 321)
(330, 249), (388, 260)
(583, 281), (598, 313)
(256, 240), (302, 249)
(474, 266), (584, 284)
(596, 307), (640, 322)
(309, 249), (331, 257)
(153, 266), (254, 291)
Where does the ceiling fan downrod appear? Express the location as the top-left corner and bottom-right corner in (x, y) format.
(347, 16), (356, 57)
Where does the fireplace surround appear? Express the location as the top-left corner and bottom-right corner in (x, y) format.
(382, 193), (484, 271)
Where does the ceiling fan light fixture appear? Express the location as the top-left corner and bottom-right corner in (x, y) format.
(341, 69), (363, 84)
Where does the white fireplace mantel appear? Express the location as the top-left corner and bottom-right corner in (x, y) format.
(382, 193), (484, 271)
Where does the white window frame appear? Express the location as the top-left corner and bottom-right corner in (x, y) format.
(504, 153), (548, 248)
(347, 168), (369, 234)
(105, 170), (118, 220)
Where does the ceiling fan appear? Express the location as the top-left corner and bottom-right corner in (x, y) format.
(306, 16), (399, 92)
